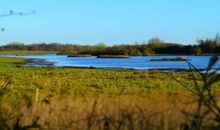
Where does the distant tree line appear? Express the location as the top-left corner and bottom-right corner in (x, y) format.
(1, 35), (220, 56)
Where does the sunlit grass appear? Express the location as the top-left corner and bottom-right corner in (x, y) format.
(0, 57), (219, 129)
(0, 50), (57, 55)
(0, 57), (213, 103)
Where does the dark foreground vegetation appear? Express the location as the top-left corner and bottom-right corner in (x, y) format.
(1, 35), (220, 56)
(0, 56), (220, 129)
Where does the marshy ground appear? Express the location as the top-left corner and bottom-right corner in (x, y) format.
(0, 57), (219, 130)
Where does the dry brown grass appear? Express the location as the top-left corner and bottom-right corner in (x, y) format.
(0, 92), (197, 130)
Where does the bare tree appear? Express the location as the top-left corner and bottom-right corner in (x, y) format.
(0, 10), (35, 31)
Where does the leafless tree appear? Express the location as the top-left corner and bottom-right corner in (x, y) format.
(0, 10), (35, 31)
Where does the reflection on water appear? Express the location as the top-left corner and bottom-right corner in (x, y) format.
(1, 54), (220, 70)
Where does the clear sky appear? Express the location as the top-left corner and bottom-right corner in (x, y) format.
(0, 0), (220, 45)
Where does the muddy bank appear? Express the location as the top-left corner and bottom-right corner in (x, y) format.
(15, 58), (55, 67)
(149, 56), (190, 62)
(97, 55), (129, 58)
(147, 68), (220, 73)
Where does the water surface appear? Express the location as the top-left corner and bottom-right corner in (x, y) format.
(1, 54), (220, 70)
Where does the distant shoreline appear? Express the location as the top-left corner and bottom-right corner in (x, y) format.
(0, 51), (219, 56)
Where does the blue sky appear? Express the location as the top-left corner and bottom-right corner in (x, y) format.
(0, 0), (220, 45)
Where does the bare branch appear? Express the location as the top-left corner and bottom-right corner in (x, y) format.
(0, 10), (35, 17)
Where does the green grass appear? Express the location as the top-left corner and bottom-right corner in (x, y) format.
(0, 57), (202, 102)
(0, 57), (29, 67)
(0, 50), (57, 55)
(0, 57), (28, 63)
(1, 57), (220, 129)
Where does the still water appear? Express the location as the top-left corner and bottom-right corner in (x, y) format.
(1, 54), (220, 70)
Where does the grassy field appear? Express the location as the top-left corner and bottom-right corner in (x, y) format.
(0, 57), (195, 101)
(0, 57), (219, 129)
(0, 50), (58, 55)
